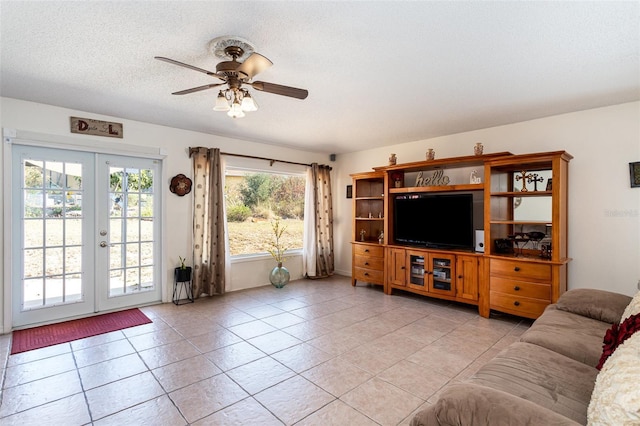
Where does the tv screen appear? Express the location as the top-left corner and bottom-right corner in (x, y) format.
(394, 193), (474, 249)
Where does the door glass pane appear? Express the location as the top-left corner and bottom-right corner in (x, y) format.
(66, 274), (83, 302)
(65, 219), (82, 245)
(126, 219), (139, 241)
(21, 158), (84, 310)
(108, 166), (155, 296)
(45, 247), (64, 276)
(24, 219), (43, 247)
(23, 278), (43, 309)
(45, 276), (63, 305)
(66, 246), (82, 273)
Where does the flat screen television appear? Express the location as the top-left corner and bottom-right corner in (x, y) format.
(393, 193), (474, 249)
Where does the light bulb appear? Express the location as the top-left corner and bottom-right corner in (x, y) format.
(227, 99), (245, 118)
(241, 92), (258, 112)
(213, 91), (230, 112)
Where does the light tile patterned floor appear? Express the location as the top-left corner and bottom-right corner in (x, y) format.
(0, 275), (531, 425)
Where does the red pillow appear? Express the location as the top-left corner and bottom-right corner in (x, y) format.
(596, 313), (640, 370)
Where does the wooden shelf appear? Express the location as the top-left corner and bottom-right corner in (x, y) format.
(354, 196), (384, 200)
(390, 183), (484, 193)
(489, 220), (552, 225)
(485, 151), (571, 320)
(373, 152), (513, 173)
(491, 191), (552, 197)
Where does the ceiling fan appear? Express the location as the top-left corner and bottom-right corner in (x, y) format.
(155, 36), (308, 118)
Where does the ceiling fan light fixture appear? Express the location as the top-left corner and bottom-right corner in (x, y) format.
(241, 91), (258, 112)
(213, 91), (230, 111)
(227, 98), (245, 118)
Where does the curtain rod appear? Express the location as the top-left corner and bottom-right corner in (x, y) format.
(222, 152), (312, 168)
(189, 147), (331, 169)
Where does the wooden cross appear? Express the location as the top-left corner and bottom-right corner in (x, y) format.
(515, 170), (536, 192)
(527, 173), (544, 191)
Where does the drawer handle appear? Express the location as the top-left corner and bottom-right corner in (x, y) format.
(514, 267), (521, 272)
(364, 272), (369, 276)
(514, 286), (520, 291)
(514, 301), (520, 306)
(364, 262), (369, 266)
(401, 266), (406, 269)
(458, 275), (463, 279)
(364, 249), (370, 253)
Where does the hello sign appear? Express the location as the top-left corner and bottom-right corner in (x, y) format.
(415, 169), (450, 186)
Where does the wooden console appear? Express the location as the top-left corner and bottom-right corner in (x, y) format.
(351, 151), (572, 319)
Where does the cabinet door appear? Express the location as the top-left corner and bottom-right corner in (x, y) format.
(387, 248), (406, 286)
(407, 251), (427, 291)
(428, 254), (456, 296)
(456, 255), (479, 301)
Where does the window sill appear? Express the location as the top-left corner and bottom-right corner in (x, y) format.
(230, 249), (303, 264)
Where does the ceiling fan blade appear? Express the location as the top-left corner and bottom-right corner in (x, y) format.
(236, 53), (273, 80)
(172, 83), (225, 95)
(155, 56), (224, 80)
(251, 81), (308, 99)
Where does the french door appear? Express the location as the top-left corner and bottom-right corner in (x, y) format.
(11, 145), (162, 327)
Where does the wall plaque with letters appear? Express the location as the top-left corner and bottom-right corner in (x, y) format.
(70, 117), (123, 138)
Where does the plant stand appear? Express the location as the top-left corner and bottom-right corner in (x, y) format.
(173, 267), (193, 305)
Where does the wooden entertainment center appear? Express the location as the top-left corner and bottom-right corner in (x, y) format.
(351, 151), (572, 319)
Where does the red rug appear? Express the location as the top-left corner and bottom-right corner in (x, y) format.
(11, 308), (152, 355)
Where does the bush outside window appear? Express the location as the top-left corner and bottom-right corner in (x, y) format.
(225, 170), (305, 257)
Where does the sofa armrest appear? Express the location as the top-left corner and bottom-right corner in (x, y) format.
(555, 289), (631, 324)
(410, 384), (581, 426)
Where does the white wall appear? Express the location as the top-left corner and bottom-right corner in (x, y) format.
(2, 98), (639, 332)
(333, 102), (640, 296)
(1, 97), (328, 331)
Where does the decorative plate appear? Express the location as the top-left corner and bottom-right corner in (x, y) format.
(170, 174), (192, 196)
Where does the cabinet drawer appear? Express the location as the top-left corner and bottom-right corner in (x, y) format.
(353, 244), (384, 258)
(490, 291), (549, 318)
(354, 255), (384, 270)
(490, 259), (551, 282)
(490, 277), (550, 301)
(354, 267), (384, 284)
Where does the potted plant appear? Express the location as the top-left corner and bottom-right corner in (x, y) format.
(175, 256), (192, 283)
(267, 219), (290, 288)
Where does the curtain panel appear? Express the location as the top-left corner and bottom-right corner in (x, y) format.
(191, 147), (226, 296)
(303, 163), (334, 278)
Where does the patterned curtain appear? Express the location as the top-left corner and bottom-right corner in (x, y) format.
(190, 147), (226, 296)
(303, 163), (334, 278)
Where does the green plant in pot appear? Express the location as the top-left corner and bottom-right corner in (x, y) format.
(267, 219), (290, 288)
(175, 256), (192, 282)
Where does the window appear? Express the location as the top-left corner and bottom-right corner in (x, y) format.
(225, 168), (306, 257)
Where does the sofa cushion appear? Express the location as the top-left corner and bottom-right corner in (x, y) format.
(555, 288), (631, 324)
(588, 331), (640, 425)
(620, 290), (640, 322)
(468, 342), (599, 425)
(520, 305), (610, 366)
(411, 383), (582, 426)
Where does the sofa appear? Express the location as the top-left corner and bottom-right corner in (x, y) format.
(411, 288), (640, 425)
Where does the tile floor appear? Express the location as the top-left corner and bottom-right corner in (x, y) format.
(0, 275), (532, 425)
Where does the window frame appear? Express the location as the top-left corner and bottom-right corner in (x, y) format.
(224, 159), (307, 260)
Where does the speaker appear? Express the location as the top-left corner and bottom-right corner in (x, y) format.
(329, 153), (336, 161)
(475, 230), (485, 253)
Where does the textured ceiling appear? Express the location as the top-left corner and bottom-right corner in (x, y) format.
(1, 1), (638, 154)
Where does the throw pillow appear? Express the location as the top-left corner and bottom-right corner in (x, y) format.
(621, 290), (640, 323)
(588, 331), (640, 425)
(555, 289), (632, 324)
(596, 313), (640, 370)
